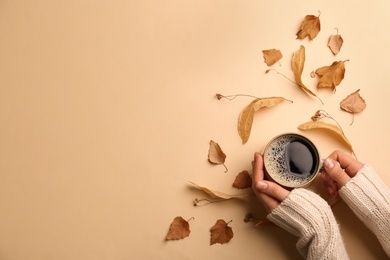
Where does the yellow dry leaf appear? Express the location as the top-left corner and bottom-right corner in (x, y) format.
(292, 45), (322, 101)
(189, 181), (252, 200)
(238, 97), (292, 144)
(262, 49), (283, 66)
(208, 140), (228, 172)
(315, 60), (347, 90)
(296, 14), (321, 40)
(328, 34), (344, 55)
(298, 121), (353, 152)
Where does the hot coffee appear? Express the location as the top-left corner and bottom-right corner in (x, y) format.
(264, 133), (320, 188)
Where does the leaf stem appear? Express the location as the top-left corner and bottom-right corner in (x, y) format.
(216, 93), (258, 101)
(193, 198), (230, 207)
(265, 69), (296, 85)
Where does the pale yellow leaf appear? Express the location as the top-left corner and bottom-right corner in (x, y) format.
(292, 45), (321, 101)
(298, 121), (353, 152)
(189, 181), (251, 200)
(238, 97), (292, 144)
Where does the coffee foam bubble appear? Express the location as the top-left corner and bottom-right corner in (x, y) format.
(264, 135), (315, 187)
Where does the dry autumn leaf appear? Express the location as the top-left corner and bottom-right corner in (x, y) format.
(238, 97), (292, 144)
(296, 13), (321, 40)
(254, 218), (276, 229)
(328, 29), (344, 55)
(315, 60), (348, 90)
(292, 45), (322, 103)
(262, 49), (283, 66)
(298, 121), (353, 153)
(190, 181), (252, 200)
(166, 216), (191, 240)
(340, 89), (366, 125)
(208, 140), (228, 172)
(210, 219), (234, 245)
(340, 89), (366, 113)
(232, 170), (252, 189)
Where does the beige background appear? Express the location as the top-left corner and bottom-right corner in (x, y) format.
(1, 0), (389, 259)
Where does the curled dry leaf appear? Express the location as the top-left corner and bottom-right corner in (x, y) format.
(328, 33), (344, 55)
(232, 170), (252, 189)
(166, 216), (191, 240)
(340, 89), (366, 125)
(296, 13), (321, 40)
(315, 60), (347, 90)
(208, 140), (228, 172)
(292, 45), (322, 103)
(238, 97), (292, 144)
(190, 181), (252, 200)
(210, 219), (234, 245)
(262, 49), (283, 66)
(298, 121), (353, 153)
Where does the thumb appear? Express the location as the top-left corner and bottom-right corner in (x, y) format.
(323, 158), (351, 187)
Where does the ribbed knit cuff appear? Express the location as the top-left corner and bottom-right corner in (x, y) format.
(339, 164), (390, 256)
(268, 188), (348, 260)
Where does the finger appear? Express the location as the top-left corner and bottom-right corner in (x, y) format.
(255, 192), (280, 213)
(254, 180), (290, 202)
(323, 157), (351, 187)
(252, 152), (265, 185)
(322, 176), (339, 197)
(327, 150), (364, 178)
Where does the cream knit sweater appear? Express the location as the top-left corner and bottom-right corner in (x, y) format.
(267, 164), (390, 259)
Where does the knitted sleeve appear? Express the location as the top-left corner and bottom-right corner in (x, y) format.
(339, 164), (390, 256)
(267, 188), (349, 260)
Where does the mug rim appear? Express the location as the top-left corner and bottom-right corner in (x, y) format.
(263, 132), (320, 189)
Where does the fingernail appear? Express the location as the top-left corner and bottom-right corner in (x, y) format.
(324, 158), (335, 169)
(255, 181), (268, 191)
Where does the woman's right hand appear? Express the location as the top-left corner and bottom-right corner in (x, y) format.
(321, 150), (365, 197)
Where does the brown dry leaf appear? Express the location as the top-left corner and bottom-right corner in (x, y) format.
(233, 170), (252, 189)
(340, 89), (366, 113)
(262, 49), (283, 66)
(238, 97), (292, 144)
(166, 216), (191, 240)
(292, 45), (322, 103)
(340, 89), (366, 125)
(210, 219), (234, 245)
(328, 34), (344, 55)
(315, 60), (347, 90)
(189, 181), (252, 200)
(296, 13), (321, 40)
(298, 121), (353, 152)
(208, 140), (228, 172)
(254, 218), (276, 229)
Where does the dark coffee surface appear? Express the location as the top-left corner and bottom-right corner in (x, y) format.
(264, 134), (319, 187)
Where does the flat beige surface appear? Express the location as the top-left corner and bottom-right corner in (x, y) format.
(1, 1), (390, 259)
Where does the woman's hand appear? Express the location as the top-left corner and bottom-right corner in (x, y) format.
(321, 150), (364, 197)
(252, 152), (290, 213)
